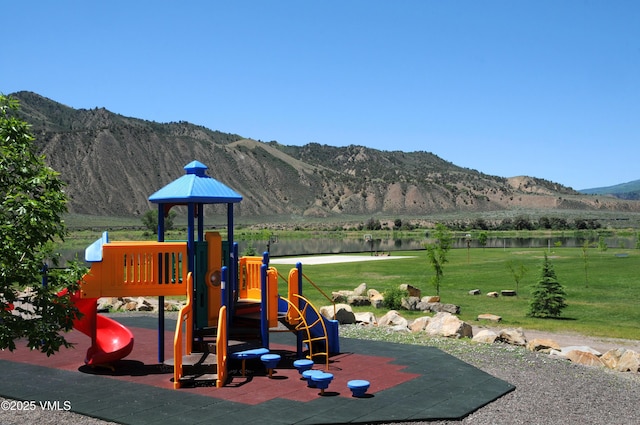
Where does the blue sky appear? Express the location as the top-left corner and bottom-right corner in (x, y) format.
(3, 1), (639, 190)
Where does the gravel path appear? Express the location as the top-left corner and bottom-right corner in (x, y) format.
(2, 328), (638, 425)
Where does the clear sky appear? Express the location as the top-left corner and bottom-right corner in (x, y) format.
(3, 1), (639, 190)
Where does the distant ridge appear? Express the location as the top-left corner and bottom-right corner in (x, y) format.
(580, 180), (640, 201)
(9, 91), (640, 220)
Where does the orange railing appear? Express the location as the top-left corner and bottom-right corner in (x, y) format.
(173, 272), (194, 389)
(82, 241), (188, 298)
(216, 305), (228, 388)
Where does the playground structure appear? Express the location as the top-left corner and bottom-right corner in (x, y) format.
(72, 161), (340, 389)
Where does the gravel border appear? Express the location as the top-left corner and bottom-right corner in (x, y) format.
(2, 326), (638, 425)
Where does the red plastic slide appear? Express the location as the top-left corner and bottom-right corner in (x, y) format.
(64, 290), (134, 365)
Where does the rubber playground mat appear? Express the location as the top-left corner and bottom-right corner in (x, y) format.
(0, 315), (515, 424)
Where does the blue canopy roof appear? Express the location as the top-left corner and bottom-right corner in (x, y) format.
(148, 160), (243, 204)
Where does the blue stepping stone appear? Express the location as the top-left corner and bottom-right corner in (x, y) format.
(347, 379), (370, 397)
(311, 372), (334, 395)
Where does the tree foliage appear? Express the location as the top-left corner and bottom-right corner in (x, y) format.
(425, 223), (452, 296)
(527, 253), (567, 318)
(142, 209), (176, 234)
(0, 94), (83, 355)
(383, 287), (409, 310)
(506, 260), (527, 294)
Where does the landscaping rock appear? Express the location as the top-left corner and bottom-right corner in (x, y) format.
(473, 329), (499, 344)
(416, 302), (460, 314)
(486, 291), (499, 298)
(526, 338), (561, 353)
(565, 350), (605, 367)
(558, 345), (602, 357)
(123, 300), (138, 311)
(164, 300), (182, 312)
(353, 283), (367, 297)
(424, 312), (472, 339)
(331, 290), (351, 303)
(321, 303), (355, 324)
(469, 289), (481, 295)
(421, 295), (440, 303)
(401, 296), (420, 311)
(377, 310), (408, 328)
(347, 295), (370, 306)
(409, 316), (431, 332)
(367, 289), (384, 308)
(600, 348), (628, 371)
(399, 284), (421, 298)
(135, 297), (154, 311)
(501, 290), (517, 296)
(616, 350), (640, 372)
(497, 328), (527, 346)
(477, 313), (502, 323)
(354, 311), (376, 325)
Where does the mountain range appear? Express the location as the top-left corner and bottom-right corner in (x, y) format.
(579, 180), (640, 200)
(10, 91), (640, 222)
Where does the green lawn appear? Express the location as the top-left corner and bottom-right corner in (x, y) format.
(275, 248), (640, 340)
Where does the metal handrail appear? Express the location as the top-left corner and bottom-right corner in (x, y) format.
(301, 272), (336, 320)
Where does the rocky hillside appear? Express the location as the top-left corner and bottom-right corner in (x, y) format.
(10, 91), (640, 219)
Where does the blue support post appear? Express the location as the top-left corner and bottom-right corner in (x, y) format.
(229, 242), (239, 321)
(296, 262), (304, 357)
(157, 204), (165, 363)
(260, 263), (269, 348)
(221, 266), (229, 325)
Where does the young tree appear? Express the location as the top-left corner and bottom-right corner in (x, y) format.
(506, 260), (527, 295)
(0, 94), (83, 355)
(425, 223), (452, 296)
(527, 253), (568, 318)
(477, 231), (488, 249)
(581, 240), (591, 287)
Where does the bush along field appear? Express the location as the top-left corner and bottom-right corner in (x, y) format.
(287, 247), (640, 341)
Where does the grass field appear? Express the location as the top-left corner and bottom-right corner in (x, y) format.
(274, 247), (640, 341)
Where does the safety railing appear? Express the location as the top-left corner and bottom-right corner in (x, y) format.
(173, 272), (194, 389)
(216, 305), (228, 388)
(82, 241), (188, 298)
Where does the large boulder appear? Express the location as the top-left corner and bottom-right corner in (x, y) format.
(424, 312), (472, 339)
(472, 329), (499, 344)
(477, 313), (502, 323)
(617, 350), (640, 372)
(526, 338), (561, 353)
(399, 284), (421, 298)
(320, 303), (355, 324)
(497, 328), (527, 346)
(354, 311), (376, 325)
(416, 302), (460, 314)
(600, 348), (640, 372)
(347, 295), (370, 307)
(367, 289), (384, 308)
(421, 295), (440, 303)
(565, 350), (605, 367)
(401, 296), (420, 311)
(377, 310), (409, 329)
(409, 316), (431, 332)
(331, 290), (352, 303)
(353, 282), (367, 296)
